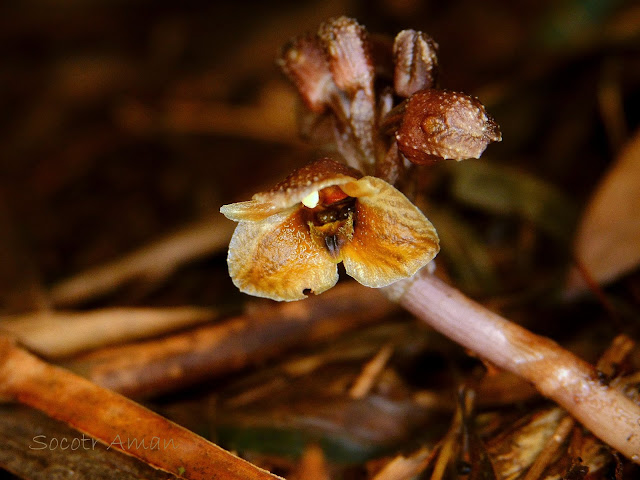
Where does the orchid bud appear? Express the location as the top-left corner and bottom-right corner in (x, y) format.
(393, 30), (439, 98)
(317, 16), (374, 96)
(395, 89), (502, 164)
(278, 34), (335, 113)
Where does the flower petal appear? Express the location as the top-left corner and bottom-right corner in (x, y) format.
(341, 176), (439, 287)
(227, 207), (338, 301)
(220, 200), (281, 222)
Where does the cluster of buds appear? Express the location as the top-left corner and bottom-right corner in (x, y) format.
(278, 16), (501, 181)
(221, 17), (501, 301)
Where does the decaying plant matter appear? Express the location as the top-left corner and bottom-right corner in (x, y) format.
(221, 16), (640, 465)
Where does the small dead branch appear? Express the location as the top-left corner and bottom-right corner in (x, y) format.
(292, 444), (330, 480)
(49, 215), (235, 306)
(67, 282), (397, 397)
(0, 336), (283, 480)
(385, 271), (640, 463)
(349, 342), (394, 399)
(0, 306), (218, 358)
(370, 447), (435, 480)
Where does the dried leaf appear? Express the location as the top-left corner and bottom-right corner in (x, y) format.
(371, 447), (433, 480)
(0, 306), (217, 358)
(216, 389), (438, 464)
(566, 128), (640, 294)
(487, 408), (565, 480)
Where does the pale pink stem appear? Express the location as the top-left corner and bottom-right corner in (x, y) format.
(385, 271), (640, 463)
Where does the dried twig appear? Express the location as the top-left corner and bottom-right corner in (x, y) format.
(67, 282), (396, 397)
(348, 342), (394, 399)
(50, 215), (235, 306)
(0, 336), (283, 480)
(385, 271), (640, 463)
(1, 306), (218, 358)
(371, 447), (435, 480)
(292, 444), (330, 480)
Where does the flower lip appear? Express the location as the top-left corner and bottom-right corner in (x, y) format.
(303, 186), (356, 227)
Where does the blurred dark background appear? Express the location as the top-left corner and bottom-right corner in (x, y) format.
(1, 1), (640, 477)
(1, 0), (639, 310)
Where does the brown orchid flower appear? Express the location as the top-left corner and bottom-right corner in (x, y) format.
(220, 158), (439, 301)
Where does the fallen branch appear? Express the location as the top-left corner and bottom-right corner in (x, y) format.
(384, 271), (640, 463)
(66, 282), (397, 397)
(0, 404), (180, 479)
(0, 336), (282, 480)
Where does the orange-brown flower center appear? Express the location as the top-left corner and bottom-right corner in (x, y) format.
(304, 185), (356, 226)
(302, 185), (357, 259)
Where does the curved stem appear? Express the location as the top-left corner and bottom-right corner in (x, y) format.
(384, 271), (640, 463)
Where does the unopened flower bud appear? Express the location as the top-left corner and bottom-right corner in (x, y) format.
(396, 89), (501, 164)
(393, 30), (439, 98)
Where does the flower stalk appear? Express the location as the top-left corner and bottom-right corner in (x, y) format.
(385, 271), (640, 462)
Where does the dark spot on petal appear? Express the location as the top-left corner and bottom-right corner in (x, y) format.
(456, 460), (472, 475)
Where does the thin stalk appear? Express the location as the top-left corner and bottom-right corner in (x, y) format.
(50, 216), (235, 307)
